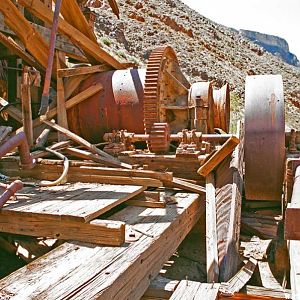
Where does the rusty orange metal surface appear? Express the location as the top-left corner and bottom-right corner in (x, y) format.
(67, 69), (146, 143)
(213, 83), (230, 133)
(244, 75), (285, 201)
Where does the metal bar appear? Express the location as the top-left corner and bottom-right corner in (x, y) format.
(39, 0), (63, 115)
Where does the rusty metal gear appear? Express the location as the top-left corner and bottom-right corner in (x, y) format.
(149, 123), (170, 153)
(143, 46), (179, 134)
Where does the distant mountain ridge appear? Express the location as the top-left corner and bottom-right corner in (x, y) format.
(239, 29), (300, 67)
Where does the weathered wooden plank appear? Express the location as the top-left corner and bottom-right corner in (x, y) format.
(206, 172), (219, 283)
(258, 261), (283, 290)
(219, 258), (257, 296)
(142, 276), (179, 299)
(41, 119), (130, 168)
(198, 135), (239, 176)
(19, 0), (126, 69)
(0, 159), (162, 187)
(56, 51), (69, 141)
(0, 215), (125, 246)
(65, 147), (131, 169)
(55, 0), (97, 43)
(1, 183), (145, 222)
(0, 193), (203, 300)
(215, 121), (244, 281)
(21, 68), (33, 146)
(170, 280), (220, 300)
(0, 0), (53, 70)
(285, 165), (300, 240)
(58, 64), (112, 78)
(167, 177), (205, 194)
(0, 32), (45, 74)
(219, 285), (292, 299)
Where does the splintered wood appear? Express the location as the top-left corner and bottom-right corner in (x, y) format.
(0, 193), (204, 300)
(0, 183), (145, 245)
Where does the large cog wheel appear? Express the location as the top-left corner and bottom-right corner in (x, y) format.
(143, 46), (179, 134)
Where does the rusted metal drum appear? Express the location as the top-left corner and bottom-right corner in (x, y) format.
(213, 83), (230, 133)
(188, 82), (215, 133)
(244, 75), (285, 201)
(67, 69), (146, 143)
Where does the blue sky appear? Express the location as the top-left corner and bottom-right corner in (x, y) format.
(182, 0), (300, 59)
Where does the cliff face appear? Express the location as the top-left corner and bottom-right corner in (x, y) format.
(88, 0), (300, 129)
(239, 29), (300, 67)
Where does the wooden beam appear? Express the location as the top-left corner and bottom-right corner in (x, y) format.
(56, 51), (68, 141)
(41, 119), (127, 167)
(170, 281), (220, 300)
(65, 147), (132, 170)
(215, 121), (244, 281)
(0, 32), (45, 74)
(57, 64), (112, 78)
(166, 177), (206, 194)
(26, 83), (103, 130)
(219, 258), (257, 296)
(19, 0), (126, 69)
(258, 261), (283, 289)
(21, 67), (33, 146)
(0, 0), (53, 71)
(0, 14), (87, 62)
(285, 166), (300, 240)
(198, 136), (240, 177)
(0, 215), (125, 246)
(0, 193), (204, 299)
(206, 172), (219, 283)
(54, 0), (97, 43)
(219, 285), (292, 300)
(0, 97), (22, 123)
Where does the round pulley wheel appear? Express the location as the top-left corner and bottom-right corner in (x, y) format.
(213, 83), (230, 133)
(149, 123), (170, 153)
(244, 75), (285, 201)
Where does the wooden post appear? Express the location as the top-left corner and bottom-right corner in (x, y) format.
(56, 51), (68, 141)
(21, 66), (33, 146)
(206, 172), (219, 283)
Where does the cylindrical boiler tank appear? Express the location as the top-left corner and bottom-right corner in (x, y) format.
(67, 68), (146, 143)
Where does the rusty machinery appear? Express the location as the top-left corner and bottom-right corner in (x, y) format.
(67, 46), (230, 153)
(244, 75), (285, 202)
(66, 47), (287, 202)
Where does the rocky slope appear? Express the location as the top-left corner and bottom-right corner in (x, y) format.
(239, 29), (300, 67)
(89, 0), (300, 129)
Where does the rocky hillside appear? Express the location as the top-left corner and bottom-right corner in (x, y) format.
(89, 0), (300, 129)
(239, 29), (300, 67)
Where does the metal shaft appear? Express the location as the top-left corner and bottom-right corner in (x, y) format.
(39, 0), (63, 115)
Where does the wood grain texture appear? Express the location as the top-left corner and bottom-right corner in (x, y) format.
(215, 121), (244, 281)
(0, 193), (203, 300)
(170, 280), (219, 300)
(1, 183), (145, 222)
(18, 0), (125, 69)
(206, 172), (219, 283)
(198, 135), (239, 177)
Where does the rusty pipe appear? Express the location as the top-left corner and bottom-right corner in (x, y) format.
(39, 0), (63, 115)
(0, 132), (35, 169)
(103, 132), (233, 143)
(0, 180), (23, 208)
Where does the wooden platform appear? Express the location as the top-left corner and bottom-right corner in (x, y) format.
(0, 192), (203, 300)
(0, 183), (145, 245)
